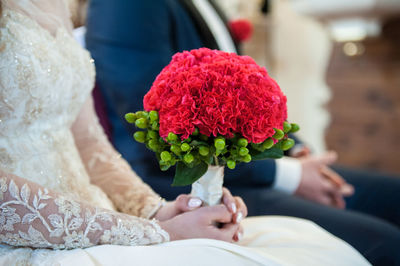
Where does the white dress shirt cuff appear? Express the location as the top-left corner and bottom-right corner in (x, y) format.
(273, 157), (302, 194)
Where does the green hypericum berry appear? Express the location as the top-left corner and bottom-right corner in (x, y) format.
(273, 129), (284, 140)
(160, 151), (172, 162)
(192, 128), (199, 136)
(282, 138), (295, 151)
(167, 132), (178, 142)
(159, 161), (170, 171)
(237, 138), (248, 147)
(181, 143), (190, 152)
(243, 154), (252, 163)
(283, 121), (292, 133)
(170, 145), (181, 155)
(214, 138), (225, 150)
(135, 111), (149, 119)
(239, 147), (249, 156)
(133, 131), (146, 143)
(147, 130), (158, 139)
(290, 123), (300, 133)
(184, 153), (194, 164)
(148, 139), (159, 151)
(262, 138), (274, 150)
(125, 113), (137, 124)
(135, 118), (148, 129)
(135, 111), (144, 118)
(151, 121), (159, 130)
(199, 146), (209, 156)
(227, 160), (236, 169)
(149, 110), (159, 122)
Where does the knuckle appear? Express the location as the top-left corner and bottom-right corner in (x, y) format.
(223, 195), (232, 204)
(234, 196), (242, 202)
(176, 194), (187, 202)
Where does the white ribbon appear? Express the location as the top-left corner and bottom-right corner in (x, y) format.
(191, 165), (224, 206)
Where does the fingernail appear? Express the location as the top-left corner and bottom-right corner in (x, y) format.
(237, 232), (242, 241)
(188, 198), (202, 208)
(236, 212), (243, 223)
(231, 203), (237, 213)
(341, 184), (354, 195)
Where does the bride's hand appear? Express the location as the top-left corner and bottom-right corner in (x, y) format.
(155, 188), (248, 225)
(222, 188), (248, 224)
(159, 204), (242, 242)
(155, 194), (203, 221)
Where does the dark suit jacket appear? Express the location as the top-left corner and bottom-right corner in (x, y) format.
(86, 0), (280, 199)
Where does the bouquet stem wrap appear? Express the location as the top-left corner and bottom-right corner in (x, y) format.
(191, 166), (224, 206)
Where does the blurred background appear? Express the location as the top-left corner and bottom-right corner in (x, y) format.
(70, 0), (400, 175)
(204, 0), (400, 175)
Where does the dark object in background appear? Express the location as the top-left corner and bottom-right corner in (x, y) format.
(261, 0), (270, 14)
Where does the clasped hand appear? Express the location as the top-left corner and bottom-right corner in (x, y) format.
(156, 188), (247, 243)
(294, 148), (354, 209)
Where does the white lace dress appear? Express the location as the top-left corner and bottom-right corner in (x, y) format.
(0, 2), (370, 265)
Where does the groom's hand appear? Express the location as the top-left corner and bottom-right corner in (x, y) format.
(294, 151), (354, 209)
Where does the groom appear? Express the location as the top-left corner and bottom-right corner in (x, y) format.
(85, 0), (400, 264)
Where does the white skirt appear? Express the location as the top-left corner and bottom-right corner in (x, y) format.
(0, 216), (370, 266)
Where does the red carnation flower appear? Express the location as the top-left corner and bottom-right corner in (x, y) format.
(144, 48), (287, 144)
(229, 19), (253, 42)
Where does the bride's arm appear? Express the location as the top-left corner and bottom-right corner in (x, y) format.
(0, 169), (169, 249)
(71, 96), (163, 219)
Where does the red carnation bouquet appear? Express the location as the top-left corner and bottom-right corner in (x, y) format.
(125, 48), (299, 205)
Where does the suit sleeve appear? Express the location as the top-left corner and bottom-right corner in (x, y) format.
(86, 0), (175, 118)
(224, 159), (277, 187)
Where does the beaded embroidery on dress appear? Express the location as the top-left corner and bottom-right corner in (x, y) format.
(0, 177), (167, 249)
(0, 0), (169, 256)
(0, 7), (111, 208)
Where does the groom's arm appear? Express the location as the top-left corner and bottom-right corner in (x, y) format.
(86, 0), (176, 118)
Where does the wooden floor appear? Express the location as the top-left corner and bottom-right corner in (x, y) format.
(325, 18), (400, 174)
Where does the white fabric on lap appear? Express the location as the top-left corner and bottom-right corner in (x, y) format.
(6, 217), (369, 266)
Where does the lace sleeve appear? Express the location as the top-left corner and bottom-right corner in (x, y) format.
(0, 170), (169, 249)
(72, 96), (164, 219)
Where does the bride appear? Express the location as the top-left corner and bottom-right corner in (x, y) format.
(0, 0), (369, 265)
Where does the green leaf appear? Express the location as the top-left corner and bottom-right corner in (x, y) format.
(250, 142), (264, 152)
(250, 146), (284, 160)
(172, 161), (208, 186)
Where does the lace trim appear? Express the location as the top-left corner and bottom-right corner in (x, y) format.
(0, 177), (169, 249)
